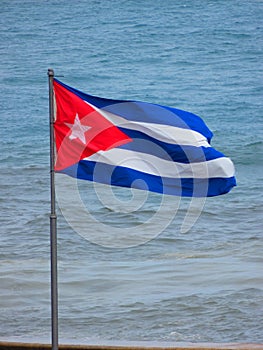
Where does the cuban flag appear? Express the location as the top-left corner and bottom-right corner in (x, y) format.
(53, 79), (236, 197)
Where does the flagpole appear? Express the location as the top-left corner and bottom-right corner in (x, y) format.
(48, 68), (58, 350)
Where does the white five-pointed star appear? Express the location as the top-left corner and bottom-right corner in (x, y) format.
(65, 114), (91, 144)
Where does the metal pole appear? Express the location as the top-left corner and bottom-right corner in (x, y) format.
(48, 68), (58, 350)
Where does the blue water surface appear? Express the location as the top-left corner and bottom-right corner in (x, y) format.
(0, 0), (262, 344)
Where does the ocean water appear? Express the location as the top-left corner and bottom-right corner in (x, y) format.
(0, 0), (263, 345)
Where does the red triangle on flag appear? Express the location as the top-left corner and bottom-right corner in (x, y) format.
(53, 81), (132, 171)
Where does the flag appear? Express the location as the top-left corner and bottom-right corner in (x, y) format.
(53, 79), (236, 197)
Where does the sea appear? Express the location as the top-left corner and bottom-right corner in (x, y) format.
(0, 0), (262, 345)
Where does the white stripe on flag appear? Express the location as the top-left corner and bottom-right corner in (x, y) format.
(86, 102), (211, 147)
(86, 148), (235, 179)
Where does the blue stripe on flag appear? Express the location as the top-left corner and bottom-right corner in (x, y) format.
(58, 160), (236, 197)
(54, 79), (213, 142)
(118, 127), (225, 164)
